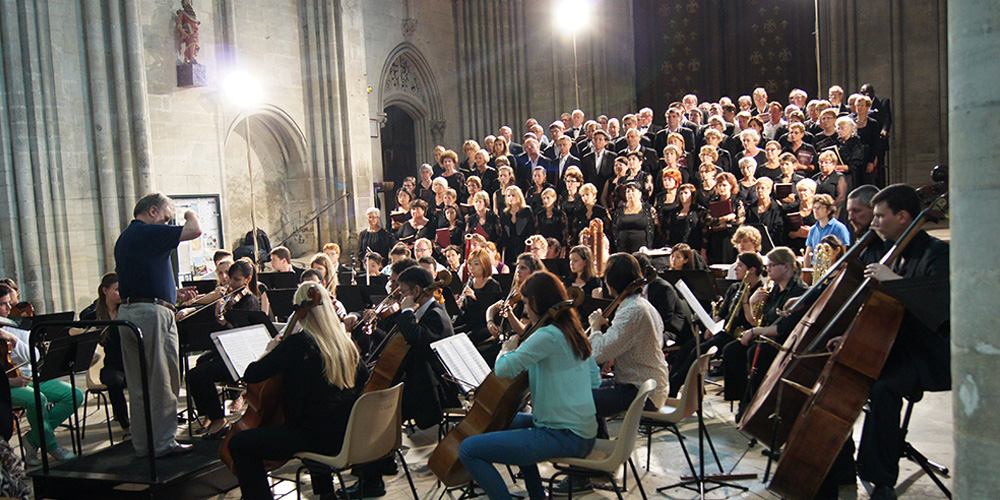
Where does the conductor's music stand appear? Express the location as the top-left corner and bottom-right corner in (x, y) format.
(29, 329), (100, 455)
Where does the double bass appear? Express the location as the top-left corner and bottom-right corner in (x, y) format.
(429, 287), (584, 486)
(768, 187), (949, 499)
(740, 168), (949, 450)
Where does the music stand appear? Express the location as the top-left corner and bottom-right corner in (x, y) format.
(267, 288), (298, 322)
(182, 279), (218, 295)
(225, 309), (281, 338)
(579, 297), (612, 321)
(336, 285), (372, 315)
(19, 311), (75, 334)
(32, 329), (101, 455)
(747, 223), (776, 253)
(258, 271), (299, 290)
(495, 273), (514, 294)
(662, 270), (717, 311)
(542, 258), (571, 278)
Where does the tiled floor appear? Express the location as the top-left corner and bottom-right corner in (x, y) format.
(39, 367), (952, 500)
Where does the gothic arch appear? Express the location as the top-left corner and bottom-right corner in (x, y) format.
(223, 104), (316, 256)
(378, 43), (446, 167)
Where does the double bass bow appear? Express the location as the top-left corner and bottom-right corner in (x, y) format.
(428, 286), (584, 487)
(218, 284), (324, 472)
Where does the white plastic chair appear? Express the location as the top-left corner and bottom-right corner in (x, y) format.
(547, 378), (656, 500)
(80, 344), (114, 444)
(639, 346), (722, 475)
(293, 383), (417, 500)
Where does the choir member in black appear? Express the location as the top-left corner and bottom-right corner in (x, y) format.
(661, 144), (691, 185)
(612, 182), (656, 254)
(458, 140), (479, 176)
(814, 108), (840, 152)
(745, 177), (785, 247)
(499, 186), (535, 267)
(756, 141), (784, 180)
(704, 172), (745, 264)
(775, 152), (805, 206)
(416, 164), (436, 204)
(695, 162), (719, 208)
(785, 179), (819, 254)
(439, 150), (467, 202)
(672, 253), (763, 398)
(563, 245), (603, 298)
(228, 281), (367, 500)
(736, 157), (760, 208)
(703, 129), (734, 175)
(654, 168), (682, 211)
(623, 151), (654, 200)
(465, 176), (484, 207)
(470, 149), (500, 194)
(466, 191), (501, 242)
(723, 247), (807, 418)
(783, 122), (818, 174)
(601, 156), (630, 209)
(431, 176), (449, 216)
(187, 258), (262, 439)
(852, 95), (884, 187)
(493, 163), (515, 213)
(737, 129), (767, 170)
(442, 204), (465, 247)
(834, 116), (867, 189)
(813, 150), (848, 208)
(83, 272), (130, 437)
(524, 166), (552, 213)
(396, 199), (434, 242)
(659, 183), (703, 250)
(390, 188), (412, 232)
(827, 184), (949, 500)
(357, 207), (397, 263)
(562, 167), (585, 230)
(574, 183), (612, 246)
(535, 188), (570, 250)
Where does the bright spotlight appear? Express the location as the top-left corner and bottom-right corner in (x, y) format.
(223, 71), (262, 107)
(554, 0), (593, 34)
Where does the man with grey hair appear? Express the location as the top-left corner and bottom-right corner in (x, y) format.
(115, 192), (201, 457)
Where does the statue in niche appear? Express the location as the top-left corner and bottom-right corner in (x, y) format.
(175, 0), (206, 87)
(175, 0), (200, 63)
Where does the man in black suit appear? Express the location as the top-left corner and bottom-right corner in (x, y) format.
(633, 253), (689, 344)
(618, 128), (658, 175)
(499, 125), (523, 157)
(655, 107), (696, 155)
(543, 121), (580, 161)
(345, 265), (457, 497)
(636, 107), (661, 139)
(515, 137), (551, 190)
(582, 129), (618, 190)
(552, 135), (583, 189)
(828, 85), (849, 116)
(565, 109), (586, 139)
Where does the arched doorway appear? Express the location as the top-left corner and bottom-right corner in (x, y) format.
(379, 43), (446, 172)
(224, 106), (313, 257)
(380, 106), (416, 208)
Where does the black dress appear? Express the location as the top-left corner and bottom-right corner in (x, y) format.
(745, 201), (786, 248)
(535, 208), (571, 248)
(442, 171), (467, 201)
(573, 204), (613, 249)
(500, 207), (535, 266)
(613, 204), (655, 253)
(356, 228), (397, 262)
(812, 171), (844, 200)
(396, 220), (434, 242)
(466, 211), (501, 242)
(563, 275), (602, 297)
(782, 204), (817, 254)
(660, 204), (704, 250)
(704, 195), (744, 264)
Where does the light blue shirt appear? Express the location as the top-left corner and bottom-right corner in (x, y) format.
(806, 218), (852, 249)
(496, 324), (600, 439)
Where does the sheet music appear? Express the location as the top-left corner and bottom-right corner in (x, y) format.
(676, 280), (724, 336)
(211, 325), (273, 380)
(431, 333), (491, 394)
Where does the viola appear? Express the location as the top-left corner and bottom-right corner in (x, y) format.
(429, 287), (583, 486)
(0, 341), (20, 379)
(9, 302), (34, 319)
(217, 285), (250, 323)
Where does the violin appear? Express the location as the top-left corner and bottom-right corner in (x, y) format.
(0, 340), (20, 378)
(216, 285), (250, 323)
(9, 302), (34, 319)
(354, 287), (402, 336)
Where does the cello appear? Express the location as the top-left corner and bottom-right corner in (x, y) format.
(767, 189), (949, 499)
(218, 284), (324, 472)
(429, 287), (584, 487)
(363, 270), (452, 394)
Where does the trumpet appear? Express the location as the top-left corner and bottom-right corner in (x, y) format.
(751, 276), (773, 326)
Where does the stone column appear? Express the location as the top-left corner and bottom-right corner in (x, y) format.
(949, 1), (1000, 498)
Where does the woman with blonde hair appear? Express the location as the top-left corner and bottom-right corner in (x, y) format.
(499, 186), (534, 266)
(309, 252), (338, 294)
(228, 281), (365, 500)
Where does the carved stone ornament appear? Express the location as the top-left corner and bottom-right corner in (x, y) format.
(383, 55), (425, 102)
(402, 18), (418, 38)
(430, 120), (447, 140)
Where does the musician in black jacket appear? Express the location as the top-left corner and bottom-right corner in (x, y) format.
(345, 266), (458, 498)
(829, 184), (949, 500)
